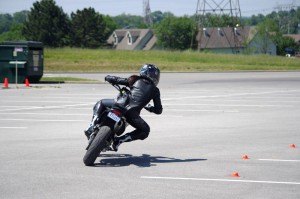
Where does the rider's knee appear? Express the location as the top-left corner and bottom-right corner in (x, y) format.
(139, 126), (150, 140)
(139, 131), (149, 140)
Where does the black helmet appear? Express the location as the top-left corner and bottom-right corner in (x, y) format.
(139, 64), (160, 86)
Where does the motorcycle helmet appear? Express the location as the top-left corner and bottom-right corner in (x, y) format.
(139, 64), (160, 86)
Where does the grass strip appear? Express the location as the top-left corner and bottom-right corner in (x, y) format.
(44, 48), (300, 72)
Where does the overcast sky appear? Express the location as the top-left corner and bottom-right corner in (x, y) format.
(0, 0), (299, 17)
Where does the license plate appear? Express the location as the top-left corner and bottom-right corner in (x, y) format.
(107, 112), (121, 122)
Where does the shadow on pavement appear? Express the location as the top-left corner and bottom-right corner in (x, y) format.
(94, 153), (207, 167)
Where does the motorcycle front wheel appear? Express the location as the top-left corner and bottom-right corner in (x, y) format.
(83, 126), (112, 166)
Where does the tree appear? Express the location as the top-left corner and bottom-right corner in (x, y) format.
(0, 11), (29, 42)
(0, 14), (13, 34)
(151, 11), (174, 25)
(112, 14), (144, 28)
(103, 15), (118, 41)
(13, 11), (29, 24)
(70, 8), (114, 48)
(0, 24), (25, 42)
(255, 19), (279, 54)
(22, 0), (70, 47)
(155, 16), (196, 50)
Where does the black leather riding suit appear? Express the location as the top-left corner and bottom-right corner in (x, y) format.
(93, 76), (162, 141)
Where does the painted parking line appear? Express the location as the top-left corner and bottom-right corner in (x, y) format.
(0, 112), (90, 116)
(166, 109), (239, 113)
(163, 90), (300, 101)
(0, 103), (94, 112)
(0, 119), (86, 122)
(0, 127), (27, 129)
(141, 176), (300, 185)
(258, 159), (300, 162)
(164, 103), (293, 107)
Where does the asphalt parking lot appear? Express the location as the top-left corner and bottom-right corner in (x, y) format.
(1, 72), (300, 199)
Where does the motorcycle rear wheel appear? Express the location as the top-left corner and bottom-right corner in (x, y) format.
(83, 126), (112, 166)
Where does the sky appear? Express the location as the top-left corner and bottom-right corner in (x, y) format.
(0, 0), (299, 17)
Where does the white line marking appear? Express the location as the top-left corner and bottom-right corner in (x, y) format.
(164, 103), (292, 107)
(0, 127), (27, 129)
(162, 90), (300, 101)
(0, 119), (85, 122)
(166, 109), (239, 113)
(141, 176), (300, 185)
(0, 103), (94, 112)
(258, 159), (300, 162)
(0, 113), (90, 116)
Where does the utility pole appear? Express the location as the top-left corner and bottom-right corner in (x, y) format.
(274, 1), (296, 34)
(143, 0), (153, 26)
(193, 0), (242, 53)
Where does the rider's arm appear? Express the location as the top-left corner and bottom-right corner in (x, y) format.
(105, 75), (129, 86)
(146, 88), (163, 114)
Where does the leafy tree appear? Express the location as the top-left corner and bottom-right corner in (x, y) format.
(255, 19), (279, 54)
(0, 24), (25, 42)
(155, 16), (196, 50)
(13, 11), (29, 24)
(22, 0), (70, 47)
(151, 11), (174, 24)
(256, 18), (299, 55)
(70, 7), (113, 48)
(0, 14), (13, 34)
(103, 15), (118, 40)
(112, 14), (144, 28)
(274, 35), (298, 55)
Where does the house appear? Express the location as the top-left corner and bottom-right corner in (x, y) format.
(197, 26), (277, 55)
(107, 29), (157, 50)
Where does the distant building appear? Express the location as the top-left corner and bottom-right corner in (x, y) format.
(107, 29), (156, 50)
(197, 26), (277, 55)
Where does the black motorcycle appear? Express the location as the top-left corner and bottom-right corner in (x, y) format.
(83, 83), (129, 166)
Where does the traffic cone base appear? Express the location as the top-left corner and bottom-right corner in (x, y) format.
(232, 172), (240, 177)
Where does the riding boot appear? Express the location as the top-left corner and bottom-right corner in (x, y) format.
(112, 134), (132, 151)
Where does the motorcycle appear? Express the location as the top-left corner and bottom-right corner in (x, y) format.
(83, 83), (129, 166)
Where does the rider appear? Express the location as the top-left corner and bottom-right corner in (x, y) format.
(85, 64), (163, 151)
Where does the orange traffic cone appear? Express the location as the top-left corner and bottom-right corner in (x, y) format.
(3, 78), (9, 88)
(290, 144), (296, 148)
(242, 155), (249, 159)
(232, 172), (240, 177)
(25, 78), (30, 87)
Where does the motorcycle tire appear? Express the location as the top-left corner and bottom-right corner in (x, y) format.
(83, 126), (112, 166)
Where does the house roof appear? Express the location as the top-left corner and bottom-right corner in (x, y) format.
(107, 29), (156, 50)
(197, 26), (257, 49)
(284, 34), (300, 43)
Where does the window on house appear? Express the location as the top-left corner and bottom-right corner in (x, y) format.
(113, 32), (118, 45)
(217, 28), (224, 37)
(203, 28), (210, 37)
(127, 32), (132, 45)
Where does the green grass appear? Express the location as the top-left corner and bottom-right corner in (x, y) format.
(40, 76), (99, 83)
(44, 48), (300, 72)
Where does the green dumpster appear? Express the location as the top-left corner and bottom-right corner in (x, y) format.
(0, 41), (44, 84)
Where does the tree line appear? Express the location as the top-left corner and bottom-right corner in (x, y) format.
(0, 0), (299, 54)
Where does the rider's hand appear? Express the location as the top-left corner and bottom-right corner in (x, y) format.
(105, 75), (117, 84)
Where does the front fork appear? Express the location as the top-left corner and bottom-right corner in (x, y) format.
(85, 124), (100, 150)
